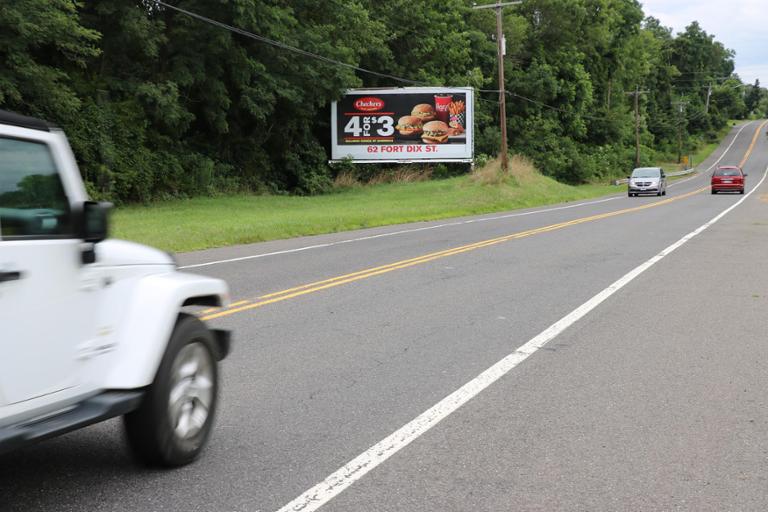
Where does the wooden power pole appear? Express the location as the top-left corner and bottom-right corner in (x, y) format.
(627, 86), (648, 168)
(674, 100), (689, 164)
(473, 1), (522, 171)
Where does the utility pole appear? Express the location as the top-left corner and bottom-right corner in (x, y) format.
(627, 86), (648, 168)
(705, 82), (712, 114)
(473, 1), (522, 171)
(674, 100), (689, 164)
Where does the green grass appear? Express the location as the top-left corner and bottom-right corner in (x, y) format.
(113, 174), (616, 253)
(114, 121), (739, 254)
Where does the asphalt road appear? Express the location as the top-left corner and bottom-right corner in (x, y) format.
(2, 120), (768, 511)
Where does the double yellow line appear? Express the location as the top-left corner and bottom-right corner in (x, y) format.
(201, 120), (767, 322)
(202, 186), (706, 321)
(739, 120), (768, 168)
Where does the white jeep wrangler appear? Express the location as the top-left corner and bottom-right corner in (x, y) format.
(0, 110), (231, 467)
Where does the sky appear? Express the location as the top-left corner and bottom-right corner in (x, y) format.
(641, 0), (768, 85)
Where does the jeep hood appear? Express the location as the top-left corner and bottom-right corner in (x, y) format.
(94, 239), (175, 267)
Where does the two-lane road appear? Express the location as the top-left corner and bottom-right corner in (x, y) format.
(2, 120), (767, 511)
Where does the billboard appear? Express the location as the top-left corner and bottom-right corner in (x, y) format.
(331, 87), (474, 163)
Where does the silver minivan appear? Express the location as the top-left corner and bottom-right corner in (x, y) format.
(628, 167), (667, 197)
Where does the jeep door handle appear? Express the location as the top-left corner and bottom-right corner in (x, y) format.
(0, 271), (23, 283)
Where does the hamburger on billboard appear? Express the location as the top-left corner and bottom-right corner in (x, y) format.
(331, 87), (474, 163)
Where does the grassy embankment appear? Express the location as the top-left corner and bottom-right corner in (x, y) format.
(113, 155), (616, 253)
(114, 126), (737, 254)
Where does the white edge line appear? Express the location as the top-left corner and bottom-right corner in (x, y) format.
(182, 122), (754, 270)
(179, 197), (620, 269)
(700, 120), (753, 174)
(275, 165), (768, 512)
(667, 120), (754, 188)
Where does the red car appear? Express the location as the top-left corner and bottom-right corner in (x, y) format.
(711, 166), (746, 194)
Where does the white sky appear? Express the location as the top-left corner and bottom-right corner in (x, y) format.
(641, 0), (768, 85)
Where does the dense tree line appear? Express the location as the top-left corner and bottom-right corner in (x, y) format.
(1, 0), (766, 203)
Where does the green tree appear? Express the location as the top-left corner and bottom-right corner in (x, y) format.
(0, 0), (752, 202)
(745, 79), (762, 115)
(0, 0), (100, 120)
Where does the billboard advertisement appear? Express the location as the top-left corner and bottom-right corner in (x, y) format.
(331, 87), (474, 163)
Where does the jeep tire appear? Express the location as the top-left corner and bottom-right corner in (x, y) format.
(124, 314), (219, 467)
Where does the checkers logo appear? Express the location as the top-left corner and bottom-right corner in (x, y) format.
(354, 97), (385, 112)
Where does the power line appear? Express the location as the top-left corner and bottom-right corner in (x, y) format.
(152, 1), (743, 133)
(153, 0), (426, 86)
(479, 88), (615, 122)
(677, 70), (734, 75)
(508, 90), (599, 117)
(671, 77), (731, 84)
(154, 1), (503, 108)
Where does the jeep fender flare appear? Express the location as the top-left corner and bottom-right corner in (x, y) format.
(102, 272), (229, 390)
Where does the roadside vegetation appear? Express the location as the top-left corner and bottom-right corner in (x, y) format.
(113, 154), (617, 252)
(113, 117), (736, 253)
(655, 121), (738, 174)
(2, 1), (767, 206)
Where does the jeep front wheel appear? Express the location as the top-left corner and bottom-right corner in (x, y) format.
(124, 314), (219, 467)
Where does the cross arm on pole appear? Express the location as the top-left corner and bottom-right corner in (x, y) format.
(471, 1), (522, 9)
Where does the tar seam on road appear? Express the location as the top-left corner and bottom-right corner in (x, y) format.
(272, 160), (768, 512)
(184, 121), (754, 271)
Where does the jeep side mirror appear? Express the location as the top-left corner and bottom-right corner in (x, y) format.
(80, 201), (111, 243)
(77, 201), (111, 264)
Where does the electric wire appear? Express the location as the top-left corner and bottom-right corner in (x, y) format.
(152, 1), (748, 133)
(153, 0), (426, 86)
(151, 1), (592, 115)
